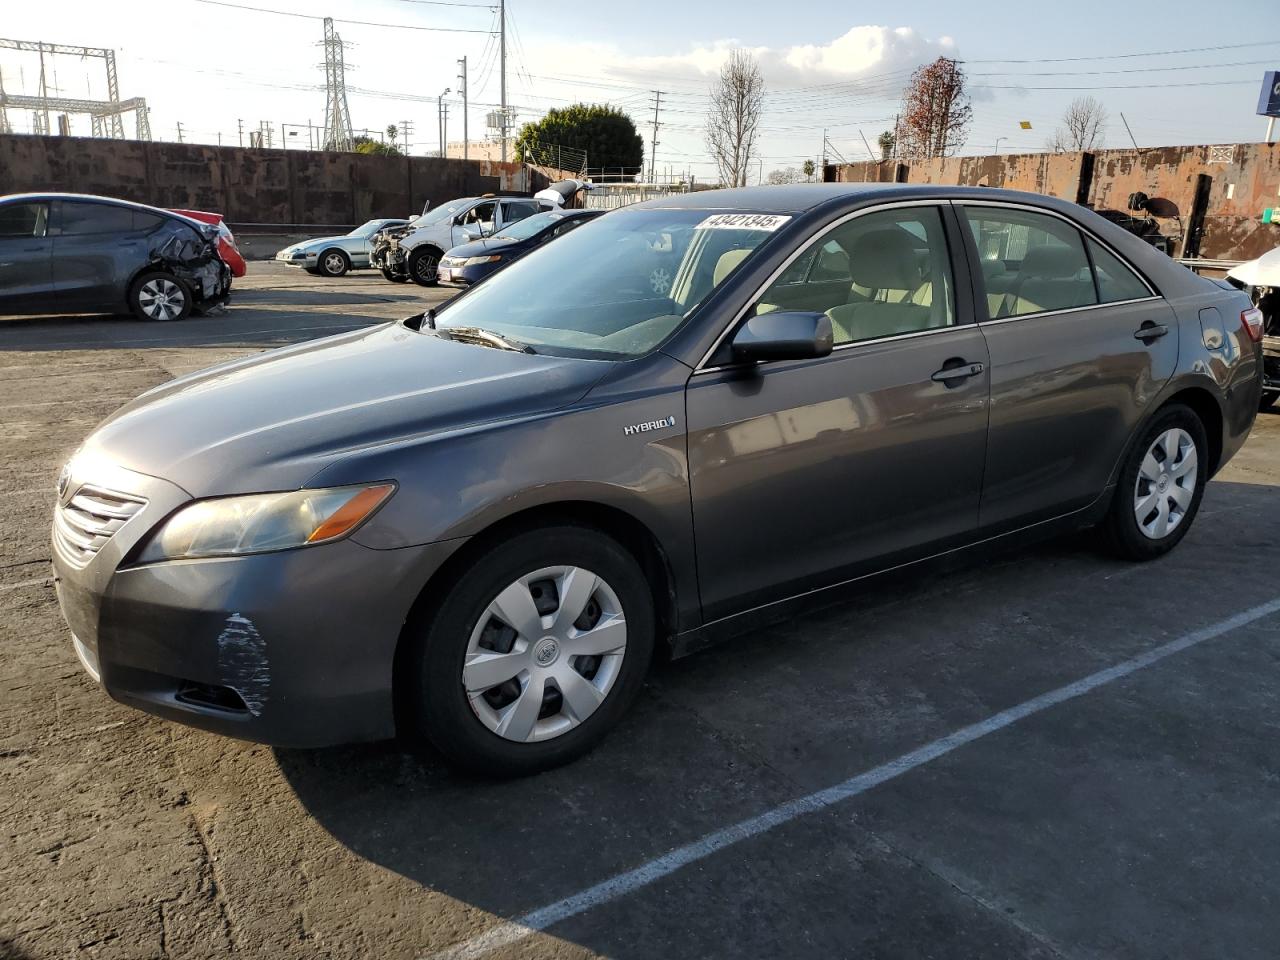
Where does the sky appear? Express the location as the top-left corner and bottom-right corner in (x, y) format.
(1, 0), (1277, 181)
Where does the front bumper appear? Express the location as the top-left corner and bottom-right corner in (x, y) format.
(51, 463), (463, 747)
(274, 250), (314, 267)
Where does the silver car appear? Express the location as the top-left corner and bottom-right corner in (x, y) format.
(275, 218), (409, 277)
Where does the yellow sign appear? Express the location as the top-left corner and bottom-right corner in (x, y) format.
(1019, 121), (1033, 130)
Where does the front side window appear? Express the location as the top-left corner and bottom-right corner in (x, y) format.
(962, 207), (1098, 318)
(435, 208), (784, 359)
(754, 206), (955, 345)
(0, 202), (49, 238)
(1087, 238), (1151, 303)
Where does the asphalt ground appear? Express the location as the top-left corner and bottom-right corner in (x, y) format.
(2, 261), (1279, 959)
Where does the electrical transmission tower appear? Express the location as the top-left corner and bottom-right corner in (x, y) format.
(0, 37), (150, 140)
(319, 17), (353, 152)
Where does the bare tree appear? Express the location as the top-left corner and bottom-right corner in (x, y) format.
(706, 49), (764, 187)
(1047, 96), (1108, 153)
(766, 166), (803, 184)
(898, 58), (972, 160)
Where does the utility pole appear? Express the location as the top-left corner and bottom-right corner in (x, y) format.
(237, 118), (244, 147)
(399, 119), (413, 154)
(176, 121), (183, 143)
(438, 87), (451, 158)
(442, 103), (450, 158)
(499, 0), (507, 161)
(457, 56), (468, 161)
(649, 90), (662, 183)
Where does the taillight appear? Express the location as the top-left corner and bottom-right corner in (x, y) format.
(1241, 306), (1265, 343)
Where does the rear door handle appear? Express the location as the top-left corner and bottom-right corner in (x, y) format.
(1134, 322), (1169, 342)
(931, 361), (985, 383)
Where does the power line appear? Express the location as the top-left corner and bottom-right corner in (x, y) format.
(967, 38), (1280, 64)
(973, 78), (1257, 91)
(972, 57), (1280, 77)
(191, 0), (494, 32)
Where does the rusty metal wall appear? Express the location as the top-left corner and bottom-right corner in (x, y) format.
(826, 142), (1280, 261)
(0, 134), (552, 227)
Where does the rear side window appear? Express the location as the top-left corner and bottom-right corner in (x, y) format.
(1086, 238), (1151, 303)
(59, 202), (137, 236)
(962, 207), (1098, 318)
(0, 202), (49, 238)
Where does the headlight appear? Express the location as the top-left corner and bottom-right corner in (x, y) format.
(464, 255), (502, 266)
(137, 483), (395, 563)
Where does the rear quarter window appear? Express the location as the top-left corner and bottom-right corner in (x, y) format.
(1086, 237), (1152, 303)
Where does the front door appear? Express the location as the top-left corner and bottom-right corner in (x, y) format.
(0, 200), (53, 314)
(686, 203), (990, 623)
(956, 203), (1180, 532)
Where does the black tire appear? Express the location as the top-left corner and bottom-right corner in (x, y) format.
(127, 271), (193, 322)
(1261, 390), (1279, 411)
(317, 248), (350, 278)
(304, 266), (321, 275)
(407, 247), (440, 287)
(1102, 403), (1208, 561)
(381, 266), (409, 283)
(408, 524), (655, 777)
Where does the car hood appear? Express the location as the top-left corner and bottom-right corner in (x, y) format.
(1227, 247), (1280, 288)
(286, 235), (349, 253)
(82, 323), (610, 497)
(446, 237), (527, 259)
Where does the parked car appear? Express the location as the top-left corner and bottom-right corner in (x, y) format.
(436, 209), (604, 287)
(373, 195), (549, 286)
(170, 208), (247, 278)
(1226, 247), (1280, 409)
(52, 184), (1263, 776)
(0, 193), (231, 321)
(275, 218), (409, 277)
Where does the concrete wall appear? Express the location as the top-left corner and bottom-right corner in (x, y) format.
(826, 142), (1280, 262)
(0, 134), (556, 229)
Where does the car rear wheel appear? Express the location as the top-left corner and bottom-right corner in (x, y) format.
(1102, 403), (1207, 561)
(128, 272), (193, 322)
(318, 249), (350, 277)
(408, 248), (440, 286)
(408, 525), (655, 776)
(380, 266), (408, 283)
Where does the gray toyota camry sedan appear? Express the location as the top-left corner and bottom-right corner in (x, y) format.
(52, 184), (1264, 775)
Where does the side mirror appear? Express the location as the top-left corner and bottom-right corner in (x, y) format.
(730, 311), (833, 363)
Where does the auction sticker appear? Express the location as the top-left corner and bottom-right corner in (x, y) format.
(695, 213), (792, 232)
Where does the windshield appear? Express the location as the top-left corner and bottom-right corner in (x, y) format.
(348, 219), (388, 237)
(495, 211), (562, 241)
(418, 199), (473, 228)
(435, 208), (788, 359)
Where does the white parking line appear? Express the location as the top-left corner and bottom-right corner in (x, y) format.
(427, 595), (1280, 960)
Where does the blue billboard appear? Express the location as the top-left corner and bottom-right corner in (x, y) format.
(1258, 71), (1280, 118)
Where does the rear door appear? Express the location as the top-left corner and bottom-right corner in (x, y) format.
(685, 202), (991, 622)
(956, 202), (1178, 532)
(0, 200), (53, 314)
(51, 200), (145, 309)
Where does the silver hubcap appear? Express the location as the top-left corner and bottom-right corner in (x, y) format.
(463, 565), (627, 743)
(324, 253), (345, 274)
(1133, 427), (1197, 539)
(138, 278), (185, 320)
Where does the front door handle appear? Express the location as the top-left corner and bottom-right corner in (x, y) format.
(1134, 322), (1169, 342)
(931, 360), (985, 384)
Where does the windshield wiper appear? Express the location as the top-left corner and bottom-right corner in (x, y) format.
(437, 325), (535, 354)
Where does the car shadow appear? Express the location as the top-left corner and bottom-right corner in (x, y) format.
(272, 476), (1280, 947)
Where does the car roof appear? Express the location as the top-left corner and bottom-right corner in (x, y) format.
(2, 192), (199, 224)
(628, 183), (1087, 216)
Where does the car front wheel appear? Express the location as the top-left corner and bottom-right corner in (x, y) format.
(408, 248), (440, 286)
(1103, 403), (1207, 561)
(318, 249), (350, 277)
(381, 266), (408, 283)
(409, 525), (655, 776)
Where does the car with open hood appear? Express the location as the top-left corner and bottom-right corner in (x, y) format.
(52, 184), (1263, 776)
(1227, 247), (1280, 409)
(0, 193), (231, 321)
(275, 218), (409, 277)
